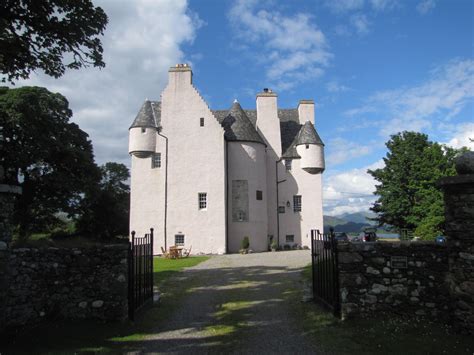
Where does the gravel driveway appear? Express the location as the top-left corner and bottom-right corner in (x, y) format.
(139, 250), (318, 354)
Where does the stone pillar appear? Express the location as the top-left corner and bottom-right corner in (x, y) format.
(0, 180), (22, 332)
(438, 152), (474, 334)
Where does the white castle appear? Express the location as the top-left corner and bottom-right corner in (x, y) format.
(128, 64), (325, 254)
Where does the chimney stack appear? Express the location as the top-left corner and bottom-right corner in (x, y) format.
(256, 88), (281, 156)
(298, 99), (315, 124)
(168, 64), (193, 88)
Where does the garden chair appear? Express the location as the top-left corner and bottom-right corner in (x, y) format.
(183, 246), (192, 258)
(161, 246), (170, 258)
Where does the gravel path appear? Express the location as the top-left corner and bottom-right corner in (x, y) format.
(140, 250), (317, 354)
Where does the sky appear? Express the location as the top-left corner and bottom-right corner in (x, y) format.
(11, 0), (474, 216)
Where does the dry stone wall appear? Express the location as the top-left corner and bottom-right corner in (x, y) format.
(1, 244), (129, 330)
(438, 152), (474, 334)
(338, 241), (449, 320)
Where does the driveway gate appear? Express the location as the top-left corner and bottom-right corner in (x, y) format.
(310, 229), (340, 317)
(129, 228), (154, 321)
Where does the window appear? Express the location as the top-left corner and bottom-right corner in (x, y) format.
(256, 190), (263, 200)
(151, 153), (161, 168)
(305, 144), (309, 149)
(286, 235), (294, 243)
(278, 206), (285, 213)
(175, 234), (184, 246)
(293, 195), (302, 212)
(141, 127), (146, 133)
(198, 192), (207, 210)
(285, 159), (292, 171)
(200, 117), (204, 127)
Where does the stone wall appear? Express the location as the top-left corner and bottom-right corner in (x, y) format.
(1, 244), (129, 330)
(438, 152), (474, 334)
(338, 241), (449, 320)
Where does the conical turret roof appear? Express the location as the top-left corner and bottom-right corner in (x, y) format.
(221, 101), (265, 145)
(295, 121), (324, 146)
(129, 100), (159, 129)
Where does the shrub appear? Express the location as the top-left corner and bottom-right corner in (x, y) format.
(271, 241), (278, 250)
(241, 236), (250, 250)
(283, 244), (291, 250)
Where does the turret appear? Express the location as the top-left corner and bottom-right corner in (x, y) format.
(129, 100), (157, 158)
(295, 121), (325, 174)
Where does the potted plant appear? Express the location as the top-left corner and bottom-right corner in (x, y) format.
(271, 241), (278, 252)
(240, 236), (250, 254)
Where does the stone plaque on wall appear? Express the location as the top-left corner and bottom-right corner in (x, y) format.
(391, 256), (408, 268)
(232, 180), (249, 222)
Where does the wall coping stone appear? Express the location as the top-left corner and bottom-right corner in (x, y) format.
(0, 184), (22, 194)
(437, 174), (474, 188)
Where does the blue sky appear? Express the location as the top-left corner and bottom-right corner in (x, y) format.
(14, 0), (473, 216)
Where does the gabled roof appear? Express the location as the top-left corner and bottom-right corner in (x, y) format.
(129, 100), (161, 129)
(213, 102), (265, 145)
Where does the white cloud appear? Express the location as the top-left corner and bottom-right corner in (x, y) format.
(228, 0), (332, 91)
(13, 0), (202, 167)
(325, 0), (365, 13)
(416, 0), (436, 15)
(370, 0), (400, 12)
(346, 58), (474, 136)
(323, 160), (384, 216)
(350, 13), (371, 35)
(327, 138), (372, 165)
(327, 80), (350, 93)
(441, 122), (474, 150)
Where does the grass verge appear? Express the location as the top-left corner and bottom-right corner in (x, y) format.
(0, 256), (210, 354)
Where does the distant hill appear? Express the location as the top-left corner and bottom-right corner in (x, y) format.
(323, 212), (376, 234)
(340, 212), (377, 225)
(323, 215), (347, 227)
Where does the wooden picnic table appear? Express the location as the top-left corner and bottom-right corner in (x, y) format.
(169, 246), (183, 259)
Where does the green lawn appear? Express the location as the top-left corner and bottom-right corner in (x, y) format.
(0, 256), (209, 354)
(154, 256), (210, 285)
(298, 264), (474, 354)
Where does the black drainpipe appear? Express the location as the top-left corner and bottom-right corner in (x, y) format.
(275, 158), (285, 247)
(225, 141), (229, 254)
(157, 128), (168, 250)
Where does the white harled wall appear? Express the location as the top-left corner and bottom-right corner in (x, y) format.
(160, 67), (227, 254)
(129, 134), (166, 252)
(278, 158), (324, 248)
(256, 92), (281, 245)
(227, 141), (268, 252)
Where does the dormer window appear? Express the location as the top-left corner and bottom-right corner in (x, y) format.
(200, 117), (204, 127)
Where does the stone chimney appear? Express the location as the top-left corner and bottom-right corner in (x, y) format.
(256, 88), (281, 156)
(168, 64), (192, 88)
(298, 99), (315, 124)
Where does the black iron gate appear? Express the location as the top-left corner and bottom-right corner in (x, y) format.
(128, 228), (154, 321)
(311, 229), (340, 317)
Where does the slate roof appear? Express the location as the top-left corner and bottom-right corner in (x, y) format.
(129, 100), (161, 129)
(295, 121), (324, 146)
(212, 102), (265, 145)
(130, 100), (323, 158)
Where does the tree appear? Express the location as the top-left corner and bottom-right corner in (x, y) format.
(0, 0), (107, 82)
(76, 162), (130, 240)
(0, 86), (100, 238)
(368, 131), (460, 239)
